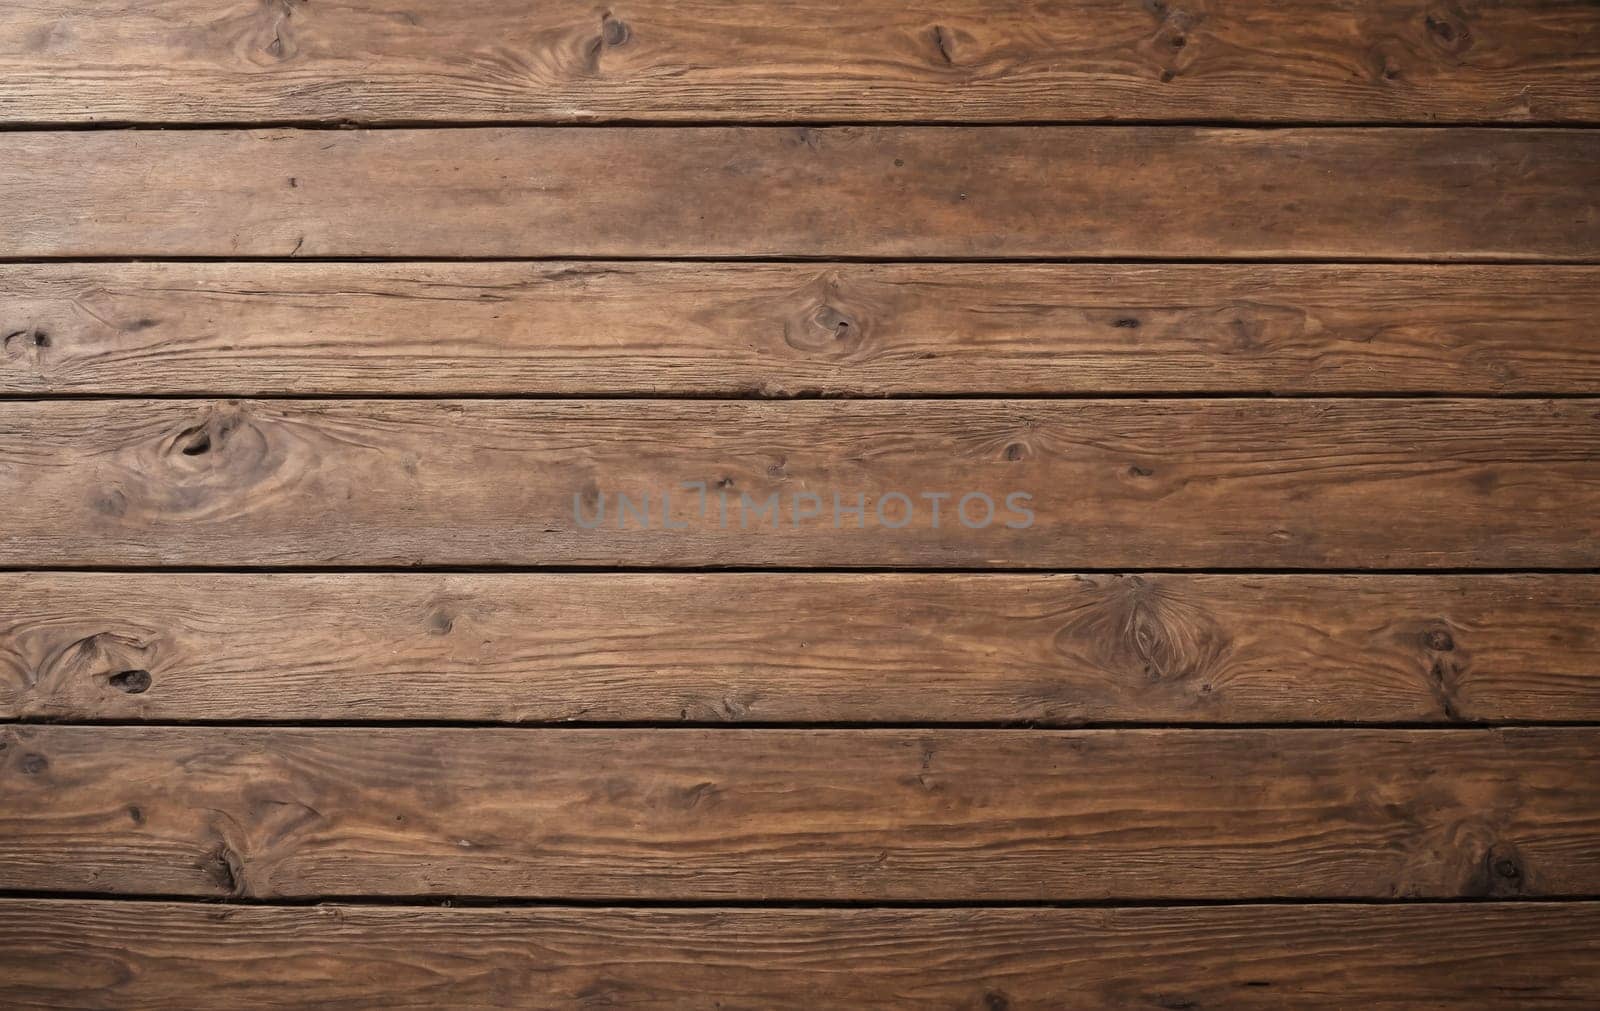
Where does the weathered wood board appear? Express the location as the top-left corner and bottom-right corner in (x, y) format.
(3, 398), (1597, 568)
(3, 0), (1598, 124)
(2, 725), (1594, 900)
(3, 900), (1598, 1009)
(4, 572), (1597, 723)
(4, 128), (1597, 258)
(6, 263), (1600, 395)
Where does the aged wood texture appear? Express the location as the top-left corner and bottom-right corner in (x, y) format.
(2, 1), (1598, 125)
(4, 128), (1598, 259)
(3, 398), (1597, 568)
(1, 726), (1594, 900)
(4, 572), (1598, 724)
(7, 262), (1600, 396)
(4, 900), (1600, 1010)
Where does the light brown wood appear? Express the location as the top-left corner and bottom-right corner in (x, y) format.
(8, 262), (1600, 396)
(2, 0), (1598, 125)
(5, 128), (1597, 259)
(5, 572), (1598, 724)
(4, 899), (1600, 1010)
(4, 398), (1598, 568)
(2, 726), (1595, 900)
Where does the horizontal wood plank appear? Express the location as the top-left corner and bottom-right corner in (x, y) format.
(8, 262), (1600, 395)
(3, 398), (1598, 568)
(2, 726), (1595, 900)
(5, 128), (1597, 258)
(4, 900), (1599, 1010)
(5, 573), (1598, 724)
(3, 1), (1599, 124)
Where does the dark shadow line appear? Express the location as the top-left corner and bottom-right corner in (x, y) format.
(4, 119), (1600, 132)
(0, 890), (1596, 909)
(1, 254), (1599, 266)
(2, 391), (1599, 402)
(5, 718), (1599, 731)
(1, 565), (1596, 575)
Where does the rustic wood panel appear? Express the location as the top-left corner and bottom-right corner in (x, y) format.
(3, 1), (1599, 125)
(4, 398), (1598, 568)
(5, 572), (1598, 724)
(2, 726), (1595, 900)
(5, 128), (1597, 259)
(8, 262), (1600, 396)
(4, 900), (1599, 1010)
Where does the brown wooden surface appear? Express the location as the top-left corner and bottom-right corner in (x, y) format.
(4, 899), (1600, 1010)
(4, 398), (1597, 568)
(4, 4), (1599, 1003)
(2, 725), (1595, 900)
(5, 572), (1598, 724)
(3, 1), (1599, 125)
(5, 127), (1598, 259)
(8, 262), (1600, 396)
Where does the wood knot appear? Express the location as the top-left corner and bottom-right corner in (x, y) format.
(1053, 576), (1231, 686)
(1003, 442), (1029, 462)
(143, 404), (283, 515)
(3, 327), (51, 367)
(1148, 6), (1200, 75)
(1205, 302), (1310, 352)
(1423, 10), (1474, 55)
(600, 13), (630, 46)
(30, 631), (158, 701)
(108, 669), (153, 694)
(202, 843), (246, 895)
(1416, 622), (1466, 719)
(1467, 842), (1526, 897)
(812, 305), (856, 341)
(252, 0), (302, 64)
(19, 753), (48, 775)
(781, 272), (871, 355)
(169, 408), (247, 461)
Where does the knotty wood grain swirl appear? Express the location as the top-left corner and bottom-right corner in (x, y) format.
(1, 726), (1595, 900)
(4, 572), (1597, 723)
(2, 0), (1597, 124)
(2, 398), (1597, 567)
(6, 263), (1600, 395)
(4, 128), (1597, 258)
(3, 900), (1599, 1009)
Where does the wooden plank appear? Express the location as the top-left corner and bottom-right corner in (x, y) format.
(3, 1), (1599, 125)
(3, 398), (1598, 568)
(5, 572), (1598, 724)
(4, 900), (1599, 1010)
(8, 262), (1600, 396)
(2, 726), (1595, 900)
(5, 128), (1597, 259)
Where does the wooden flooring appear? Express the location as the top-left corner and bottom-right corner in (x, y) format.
(1, 1), (1598, 1007)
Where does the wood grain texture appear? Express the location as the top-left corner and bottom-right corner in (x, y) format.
(8, 262), (1600, 396)
(2, 726), (1596, 900)
(2, 0), (1598, 125)
(4, 572), (1598, 724)
(5, 128), (1597, 259)
(3, 398), (1598, 568)
(4, 900), (1600, 1010)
